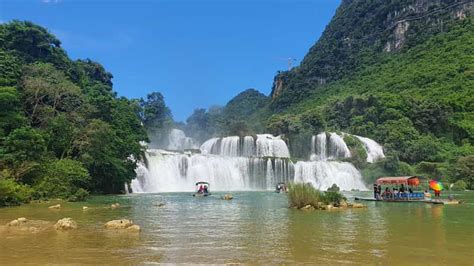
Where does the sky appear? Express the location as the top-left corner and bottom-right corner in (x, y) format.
(0, 0), (340, 121)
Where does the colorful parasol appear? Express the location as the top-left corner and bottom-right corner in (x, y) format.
(429, 180), (444, 191)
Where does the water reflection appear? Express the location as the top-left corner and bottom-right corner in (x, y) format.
(0, 192), (473, 264)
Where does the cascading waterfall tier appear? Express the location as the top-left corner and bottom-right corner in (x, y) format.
(294, 161), (367, 191)
(310, 132), (385, 163)
(200, 134), (290, 158)
(132, 131), (385, 193)
(131, 151), (294, 192)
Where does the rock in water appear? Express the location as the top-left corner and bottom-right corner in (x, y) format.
(7, 217), (28, 226)
(111, 203), (120, 209)
(351, 203), (366, 208)
(54, 218), (77, 230)
(49, 204), (61, 209)
(126, 225), (141, 232)
(222, 194), (233, 200)
(82, 206), (88, 210)
(104, 219), (134, 230)
(300, 204), (315, 211)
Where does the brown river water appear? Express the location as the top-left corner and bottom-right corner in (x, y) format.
(0, 191), (473, 264)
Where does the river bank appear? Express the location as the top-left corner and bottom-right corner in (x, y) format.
(0, 191), (473, 264)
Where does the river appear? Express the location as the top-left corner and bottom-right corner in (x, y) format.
(0, 191), (473, 264)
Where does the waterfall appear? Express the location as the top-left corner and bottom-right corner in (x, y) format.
(167, 129), (199, 151)
(132, 132), (386, 193)
(219, 136), (240, 157)
(310, 132), (328, 161)
(255, 134), (290, 158)
(310, 132), (384, 163)
(294, 161), (367, 191)
(328, 133), (351, 159)
(242, 136), (255, 157)
(198, 134), (289, 158)
(354, 135), (385, 163)
(131, 151), (294, 192)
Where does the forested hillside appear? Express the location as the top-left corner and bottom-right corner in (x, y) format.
(185, 0), (473, 189)
(0, 21), (171, 205)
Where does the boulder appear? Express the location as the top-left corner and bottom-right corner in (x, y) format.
(82, 206), (88, 210)
(300, 204), (315, 211)
(111, 203), (120, 209)
(222, 194), (233, 200)
(351, 203), (366, 208)
(326, 204), (334, 210)
(54, 218), (77, 230)
(49, 204), (61, 209)
(5, 219), (51, 233)
(7, 217), (28, 226)
(126, 225), (141, 232)
(104, 219), (134, 230)
(339, 199), (348, 208)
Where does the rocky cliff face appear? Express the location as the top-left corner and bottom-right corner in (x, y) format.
(270, 0), (473, 110)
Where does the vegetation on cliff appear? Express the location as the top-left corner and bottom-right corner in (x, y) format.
(204, 2), (473, 188)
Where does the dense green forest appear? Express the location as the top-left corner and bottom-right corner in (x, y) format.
(183, 1), (473, 189)
(0, 21), (172, 205)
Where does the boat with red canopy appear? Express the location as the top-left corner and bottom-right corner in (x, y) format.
(376, 176), (420, 186)
(355, 176), (461, 204)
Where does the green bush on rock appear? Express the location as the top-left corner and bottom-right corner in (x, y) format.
(288, 183), (346, 209)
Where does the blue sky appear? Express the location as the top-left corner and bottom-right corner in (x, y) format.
(1, 0), (340, 121)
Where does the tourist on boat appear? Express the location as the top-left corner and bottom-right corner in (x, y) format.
(382, 187), (391, 199)
(373, 184), (378, 199)
(198, 185), (204, 194)
(424, 190), (431, 200)
(393, 187), (399, 199)
(377, 185), (382, 200)
(400, 184), (405, 193)
(203, 186), (209, 194)
(434, 189), (441, 200)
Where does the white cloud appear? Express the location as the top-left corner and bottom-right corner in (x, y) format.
(42, 0), (62, 4)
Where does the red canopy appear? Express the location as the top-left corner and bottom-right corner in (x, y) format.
(376, 176), (420, 186)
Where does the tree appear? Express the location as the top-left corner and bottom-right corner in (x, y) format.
(2, 126), (48, 180)
(0, 86), (25, 137)
(454, 156), (474, 190)
(140, 91), (172, 129)
(1, 20), (69, 68)
(20, 63), (84, 127)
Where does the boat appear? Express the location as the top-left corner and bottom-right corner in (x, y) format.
(355, 176), (462, 205)
(193, 181), (211, 197)
(355, 197), (462, 205)
(275, 182), (287, 193)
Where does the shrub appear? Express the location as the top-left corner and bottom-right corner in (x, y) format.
(68, 188), (89, 202)
(0, 178), (32, 206)
(34, 159), (90, 200)
(288, 182), (345, 208)
(450, 180), (467, 191)
(287, 182), (323, 209)
(454, 156), (474, 189)
(322, 191), (343, 206)
(327, 183), (340, 192)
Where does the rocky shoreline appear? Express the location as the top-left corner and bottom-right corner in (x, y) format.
(294, 199), (366, 211)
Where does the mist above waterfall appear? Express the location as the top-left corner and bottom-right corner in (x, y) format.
(132, 130), (385, 192)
